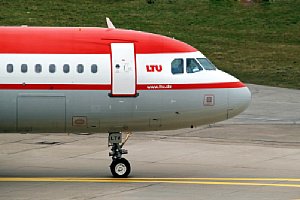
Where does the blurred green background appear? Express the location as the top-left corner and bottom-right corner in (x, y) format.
(1, 0), (299, 88)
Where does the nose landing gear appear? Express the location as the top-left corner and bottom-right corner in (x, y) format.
(108, 132), (132, 178)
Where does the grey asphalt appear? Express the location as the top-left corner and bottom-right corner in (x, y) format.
(0, 84), (300, 200)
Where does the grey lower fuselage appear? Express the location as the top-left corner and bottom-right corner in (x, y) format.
(0, 87), (249, 133)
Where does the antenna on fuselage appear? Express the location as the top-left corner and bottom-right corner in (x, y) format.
(106, 17), (115, 29)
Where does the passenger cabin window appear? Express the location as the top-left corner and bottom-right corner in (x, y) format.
(63, 64), (70, 73)
(91, 64), (97, 73)
(171, 59), (184, 74)
(7, 64), (13, 73)
(186, 58), (203, 73)
(197, 58), (217, 70)
(35, 64), (42, 73)
(21, 64), (28, 73)
(49, 64), (56, 73)
(77, 64), (84, 73)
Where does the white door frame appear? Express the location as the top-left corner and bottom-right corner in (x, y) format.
(110, 43), (137, 97)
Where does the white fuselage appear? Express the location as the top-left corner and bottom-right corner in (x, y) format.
(0, 27), (252, 133)
(0, 51), (251, 133)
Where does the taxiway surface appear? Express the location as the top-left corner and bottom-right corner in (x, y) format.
(0, 84), (299, 200)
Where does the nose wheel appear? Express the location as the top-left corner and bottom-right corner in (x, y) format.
(110, 158), (131, 178)
(108, 132), (132, 178)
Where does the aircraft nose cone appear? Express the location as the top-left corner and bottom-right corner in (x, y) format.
(227, 85), (251, 119)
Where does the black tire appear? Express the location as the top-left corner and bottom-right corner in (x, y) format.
(110, 158), (131, 178)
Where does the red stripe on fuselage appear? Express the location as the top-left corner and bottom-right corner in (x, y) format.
(0, 82), (245, 90)
(137, 82), (245, 90)
(0, 84), (111, 90)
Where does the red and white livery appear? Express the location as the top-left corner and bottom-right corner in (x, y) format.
(0, 19), (251, 177)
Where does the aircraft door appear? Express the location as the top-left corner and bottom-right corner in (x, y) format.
(111, 43), (136, 97)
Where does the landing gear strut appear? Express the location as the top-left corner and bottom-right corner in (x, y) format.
(108, 132), (132, 178)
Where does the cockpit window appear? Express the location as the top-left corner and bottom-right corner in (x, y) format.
(186, 58), (203, 73)
(171, 59), (184, 74)
(197, 58), (217, 70)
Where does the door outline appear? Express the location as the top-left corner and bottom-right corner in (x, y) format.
(16, 95), (66, 133)
(110, 43), (138, 97)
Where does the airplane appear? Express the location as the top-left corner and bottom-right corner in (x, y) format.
(0, 18), (251, 178)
